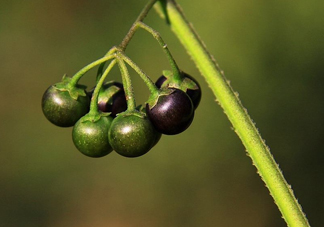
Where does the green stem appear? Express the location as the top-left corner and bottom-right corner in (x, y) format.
(89, 59), (117, 115)
(155, 1), (310, 227)
(118, 51), (158, 95)
(69, 54), (115, 87)
(119, 0), (158, 50)
(96, 46), (119, 83)
(137, 22), (181, 80)
(116, 55), (136, 110)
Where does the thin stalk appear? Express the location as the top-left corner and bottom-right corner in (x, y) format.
(119, 0), (158, 50)
(137, 22), (181, 80)
(96, 46), (119, 83)
(89, 59), (117, 115)
(69, 54), (115, 87)
(118, 52), (159, 95)
(116, 56), (136, 111)
(155, 0), (310, 227)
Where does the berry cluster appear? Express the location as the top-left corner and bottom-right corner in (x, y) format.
(41, 18), (202, 158)
(42, 69), (201, 158)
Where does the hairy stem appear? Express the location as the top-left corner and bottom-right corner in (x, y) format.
(118, 51), (158, 95)
(155, 0), (310, 226)
(116, 55), (137, 110)
(137, 22), (181, 80)
(119, 0), (158, 50)
(89, 59), (117, 115)
(69, 54), (115, 87)
(96, 46), (118, 83)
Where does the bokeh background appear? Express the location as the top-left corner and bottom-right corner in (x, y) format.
(1, 0), (323, 226)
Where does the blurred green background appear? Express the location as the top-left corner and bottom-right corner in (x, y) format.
(1, 0), (323, 226)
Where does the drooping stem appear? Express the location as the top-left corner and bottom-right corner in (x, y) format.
(117, 51), (159, 95)
(116, 55), (136, 111)
(89, 59), (117, 115)
(96, 46), (119, 83)
(155, 0), (310, 227)
(93, 0), (158, 112)
(137, 22), (181, 80)
(119, 0), (158, 50)
(69, 54), (115, 87)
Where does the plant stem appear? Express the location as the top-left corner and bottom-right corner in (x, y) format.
(155, 1), (310, 227)
(96, 46), (118, 83)
(137, 22), (181, 80)
(118, 51), (158, 95)
(116, 55), (136, 111)
(69, 54), (115, 87)
(119, 0), (158, 50)
(89, 59), (117, 115)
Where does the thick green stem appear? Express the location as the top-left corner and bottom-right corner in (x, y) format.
(155, 1), (310, 227)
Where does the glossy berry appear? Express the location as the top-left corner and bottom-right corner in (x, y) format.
(88, 81), (127, 117)
(146, 88), (194, 135)
(72, 114), (113, 158)
(42, 85), (90, 127)
(155, 72), (201, 109)
(108, 111), (161, 158)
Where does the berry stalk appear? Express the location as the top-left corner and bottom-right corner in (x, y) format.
(69, 54), (115, 88)
(119, 0), (158, 50)
(118, 52), (159, 95)
(116, 55), (137, 111)
(89, 59), (117, 115)
(96, 46), (118, 83)
(137, 22), (181, 81)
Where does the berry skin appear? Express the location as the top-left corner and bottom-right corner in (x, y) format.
(72, 114), (113, 158)
(155, 72), (201, 109)
(42, 84), (90, 127)
(146, 88), (194, 135)
(108, 111), (161, 158)
(88, 81), (127, 117)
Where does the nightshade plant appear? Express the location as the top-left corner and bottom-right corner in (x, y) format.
(41, 0), (201, 158)
(41, 0), (310, 226)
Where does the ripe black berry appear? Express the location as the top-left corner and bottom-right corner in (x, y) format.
(146, 88), (194, 135)
(88, 81), (127, 117)
(155, 72), (201, 109)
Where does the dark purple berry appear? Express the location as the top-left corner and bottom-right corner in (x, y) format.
(155, 72), (201, 109)
(155, 75), (168, 89)
(88, 81), (127, 117)
(182, 73), (201, 109)
(146, 88), (194, 135)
